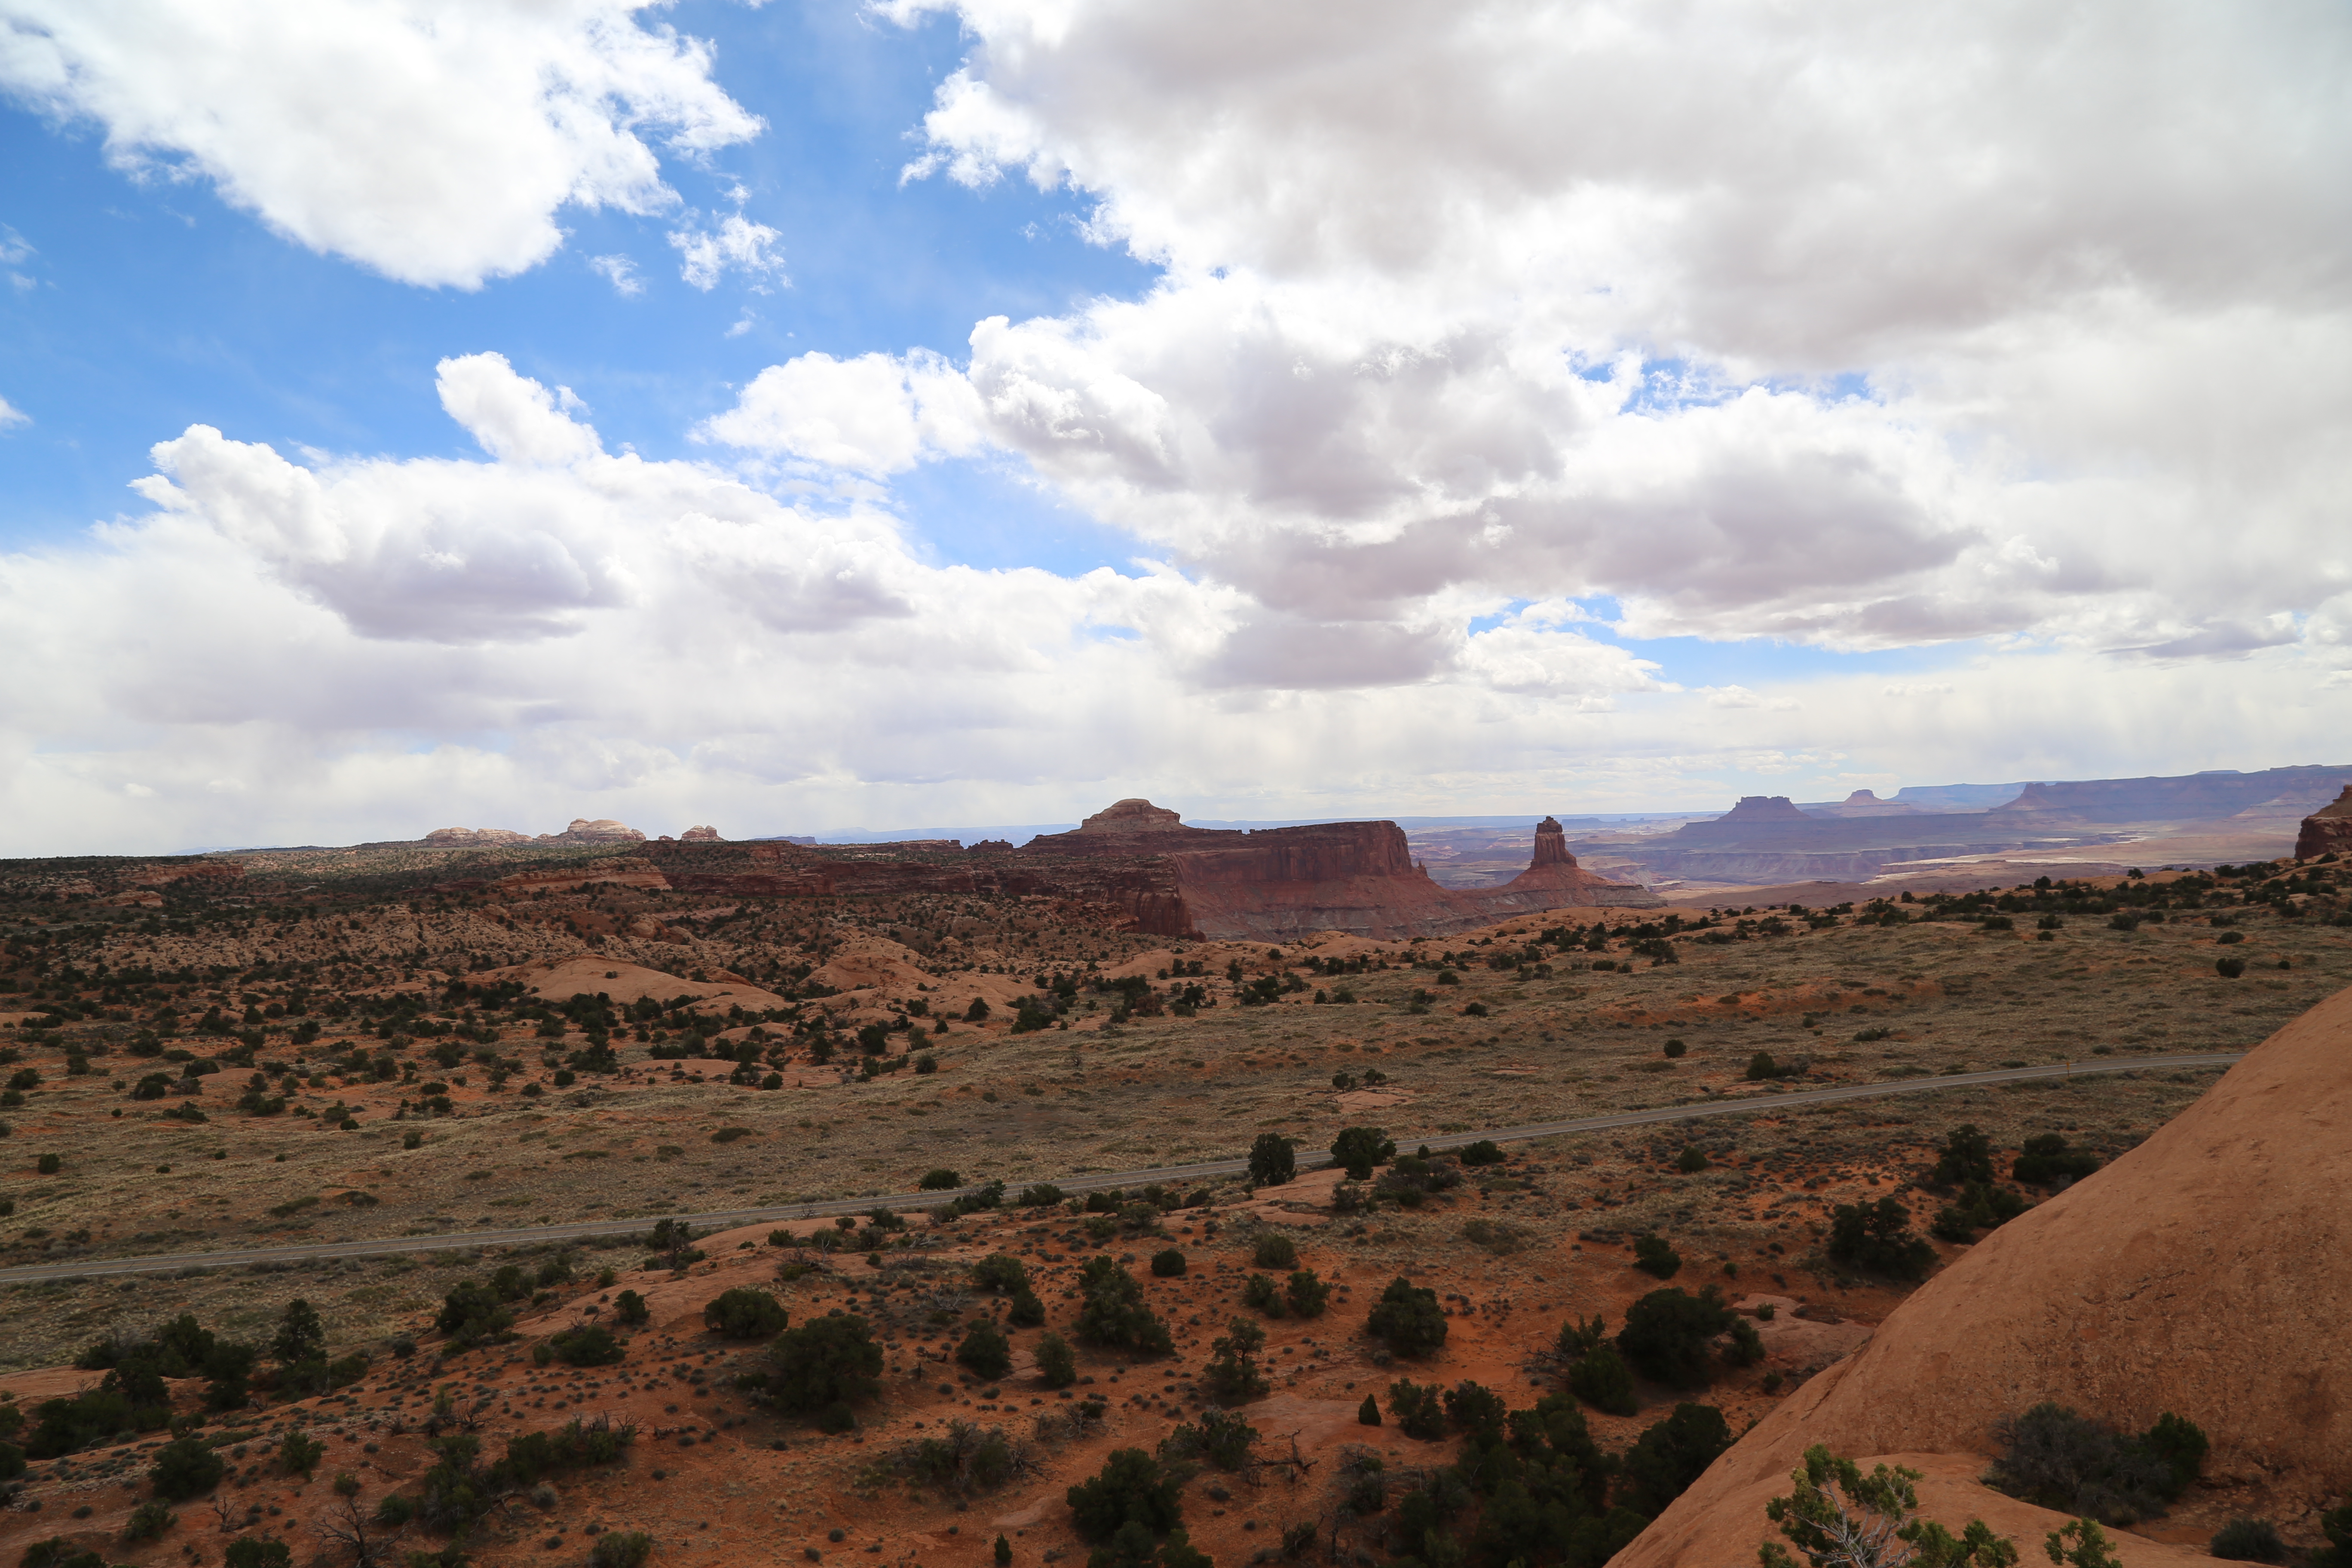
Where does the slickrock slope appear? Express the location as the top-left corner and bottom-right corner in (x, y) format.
(1612, 983), (2352, 1568)
(2298, 785), (2352, 861)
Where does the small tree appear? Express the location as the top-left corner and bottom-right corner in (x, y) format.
(760, 1313), (882, 1415)
(958, 1320), (1013, 1381)
(224, 1539), (292, 1568)
(2012, 1135), (2100, 1188)
(1247, 1133), (1296, 1187)
(1150, 1250), (1186, 1278)
(1251, 1233), (1298, 1269)
(1759, 1444), (2020, 1568)
(1367, 1277), (1447, 1357)
(1827, 1198), (1936, 1280)
(1634, 1234), (1683, 1278)
(1076, 1258), (1173, 1354)
(1357, 1393), (1381, 1426)
(704, 1288), (790, 1340)
(1932, 1125), (1996, 1188)
(1035, 1332), (1078, 1389)
(2045, 1520), (2122, 1568)
(590, 1532), (655, 1568)
(919, 1167), (965, 1191)
(1284, 1269), (1331, 1317)
(1204, 1317), (1270, 1402)
(272, 1298), (325, 1365)
(1330, 1126), (1395, 1180)
(1617, 1286), (1735, 1389)
(1618, 1403), (1733, 1516)
(1566, 1342), (1636, 1417)
(972, 1255), (1030, 1295)
(612, 1289), (649, 1326)
(1067, 1449), (1182, 1542)
(150, 1436), (226, 1500)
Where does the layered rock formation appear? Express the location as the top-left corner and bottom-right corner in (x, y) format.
(647, 802), (1658, 938)
(539, 818), (646, 845)
(1988, 765), (2352, 824)
(680, 824), (722, 842)
(423, 827), (530, 847)
(1614, 983), (2352, 1568)
(2297, 785), (2352, 861)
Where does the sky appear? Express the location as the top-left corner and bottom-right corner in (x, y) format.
(0, 0), (2347, 853)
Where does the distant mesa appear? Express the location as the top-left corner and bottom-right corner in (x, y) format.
(1075, 798), (1191, 834)
(1717, 794), (1813, 823)
(540, 818), (646, 845)
(680, 824), (722, 842)
(423, 827), (531, 847)
(2298, 784), (2352, 860)
(649, 799), (1660, 940)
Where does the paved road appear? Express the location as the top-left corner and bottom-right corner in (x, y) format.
(0, 1051), (2241, 1285)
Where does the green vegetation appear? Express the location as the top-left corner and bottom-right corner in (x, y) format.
(1759, 1445), (2018, 1568)
(1826, 1197), (1937, 1279)
(1985, 1403), (2207, 1524)
(703, 1288), (789, 1340)
(1075, 1258), (1174, 1354)
(1616, 1286), (1736, 1389)
(1366, 1277), (1447, 1357)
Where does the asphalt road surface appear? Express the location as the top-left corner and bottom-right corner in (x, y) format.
(0, 1050), (2241, 1285)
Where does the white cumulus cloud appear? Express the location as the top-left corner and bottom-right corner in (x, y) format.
(670, 212), (787, 291)
(700, 349), (985, 475)
(0, 0), (763, 288)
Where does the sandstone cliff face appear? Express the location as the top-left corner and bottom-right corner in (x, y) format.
(2297, 785), (2352, 861)
(680, 824), (721, 842)
(537, 818), (646, 845)
(1612, 983), (2352, 1568)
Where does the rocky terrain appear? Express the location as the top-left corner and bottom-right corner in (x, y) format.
(0, 823), (2345, 1568)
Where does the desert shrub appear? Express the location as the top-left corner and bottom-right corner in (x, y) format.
(279, 1429), (326, 1477)
(1724, 1317), (1765, 1368)
(1746, 1051), (1781, 1081)
(122, 1499), (176, 1541)
(1932, 1182), (2030, 1243)
(898, 1419), (1026, 1497)
(972, 1255), (1030, 1295)
(1633, 1233), (1682, 1278)
(1149, 1250), (1186, 1278)
(751, 1313), (883, 1415)
(1442, 1381), (1507, 1438)
(435, 1280), (514, 1348)
(2217, 956), (2247, 979)
(1933, 1124), (1997, 1187)
(1566, 1343), (1637, 1417)
(150, 1435), (227, 1499)
(1284, 1269), (1330, 1317)
(1826, 1197), (1936, 1280)
(1386, 1379), (1447, 1439)
(1161, 1407), (1259, 1471)
(1357, 1393), (1381, 1426)
(19, 1541), (104, 1568)
(1066, 1449), (1182, 1542)
(271, 1298), (325, 1364)
(1241, 1273), (1286, 1318)
(535, 1325), (625, 1367)
(223, 1539), (293, 1568)
(1203, 1318), (1268, 1402)
(1076, 1259), (1173, 1354)
(1250, 1233), (1298, 1270)
(1758, 1444), (2019, 1568)
(1985, 1403), (2206, 1524)
(918, 1168), (964, 1191)
(588, 1532), (654, 1568)
(612, 1290), (649, 1326)
(1367, 1277), (1447, 1357)
(1617, 1403), (1733, 1517)
(1617, 1286), (1736, 1389)
(1675, 1145), (1708, 1173)
(702, 1289), (788, 1340)
(2012, 1134), (2101, 1188)
(1035, 1332), (1077, 1389)
(1329, 1126), (1395, 1179)
(2210, 1521), (2286, 1563)
(1008, 1287), (1046, 1328)
(2308, 1494), (2352, 1568)
(1457, 1139), (1505, 1167)
(1246, 1133), (1296, 1187)
(957, 1320), (1013, 1380)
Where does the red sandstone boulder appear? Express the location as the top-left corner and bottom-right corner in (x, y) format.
(537, 818), (646, 845)
(681, 824), (721, 842)
(2297, 784), (2352, 860)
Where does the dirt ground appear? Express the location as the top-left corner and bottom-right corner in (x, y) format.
(0, 848), (2345, 1568)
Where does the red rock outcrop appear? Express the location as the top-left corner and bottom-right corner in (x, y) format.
(653, 803), (1657, 940)
(490, 858), (671, 894)
(680, 824), (721, 842)
(128, 861), (245, 888)
(2297, 785), (2352, 861)
(1613, 982), (2352, 1568)
(536, 818), (646, 845)
(423, 827), (530, 847)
